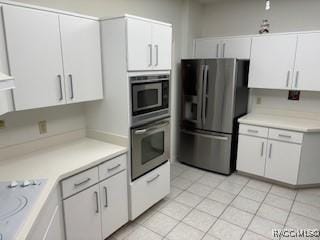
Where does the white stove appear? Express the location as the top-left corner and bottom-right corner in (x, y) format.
(0, 179), (46, 240)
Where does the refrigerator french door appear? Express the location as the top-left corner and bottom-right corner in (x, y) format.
(180, 59), (249, 174)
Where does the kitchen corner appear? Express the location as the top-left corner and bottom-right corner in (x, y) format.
(0, 131), (128, 240)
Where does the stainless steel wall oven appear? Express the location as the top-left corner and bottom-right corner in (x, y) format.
(131, 118), (170, 180)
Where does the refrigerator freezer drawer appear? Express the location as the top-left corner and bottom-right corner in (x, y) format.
(179, 129), (232, 174)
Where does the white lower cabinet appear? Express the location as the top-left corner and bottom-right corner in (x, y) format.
(100, 171), (128, 239)
(237, 124), (303, 185)
(237, 135), (267, 176)
(130, 161), (170, 220)
(63, 154), (128, 240)
(265, 140), (301, 185)
(64, 184), (102, 240)
(27, 188), (64, 240)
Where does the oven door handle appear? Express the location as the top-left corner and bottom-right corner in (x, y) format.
(134, 121), (169, 135)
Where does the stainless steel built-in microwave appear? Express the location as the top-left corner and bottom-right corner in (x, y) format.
(130, 74), (170, 126)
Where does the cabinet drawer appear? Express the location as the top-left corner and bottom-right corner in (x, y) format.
(99, 154), (127, 181)
(130, 161), (170, 220)
(268, 129), (303, 144)
(239, 124), (268, 138)
(61, 167), (99, 199)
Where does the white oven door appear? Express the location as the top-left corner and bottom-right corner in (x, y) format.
(131, 118), (170, 180)
(132, 83), (162, 113)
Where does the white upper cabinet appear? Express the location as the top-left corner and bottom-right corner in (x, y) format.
(293, 33), (320, 91)
(221, 37), (252, 59)
(3, 5), (65, 111)
(152, 23), (172, 70)
(2, 4), (103, 111)
(194, 38), (221, 58)
(59, 15), (103, 103)
(127, 18), (153, 71)
(248, 34), (297, 90)
(126, 17), (172, 71)
(194, 37), (251, 59)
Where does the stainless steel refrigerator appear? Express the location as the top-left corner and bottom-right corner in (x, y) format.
(179, 59), (249, 175)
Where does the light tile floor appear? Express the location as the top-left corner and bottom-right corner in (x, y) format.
(108, 162), (320, 240)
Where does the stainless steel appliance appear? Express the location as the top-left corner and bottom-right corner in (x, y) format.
(131, 117), (170, 180)
(0, 179), (47, 240)
(130, 74), (170, 126)
(179, 59), (249, 175)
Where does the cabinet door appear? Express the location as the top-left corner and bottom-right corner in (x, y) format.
(221, 37), (252, 59)
(3, 5), (65, 110)
(59, 15), (103, 103)
(194, 38), (221, 58)
(237, 135), (267, 176)
(127, 18), (152, 71)
(43, 206), (64, 240)
(152, 23), (172, 70)
(100, 171), (128, 239)
(293, 33), (320, 91)
(265, 140), (301, 185)
(64, 184), (102, 240)
(248, 34), (297, 90)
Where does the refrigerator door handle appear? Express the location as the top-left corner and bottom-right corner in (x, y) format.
(197, 64), (205, 125)
(202, 65), (209, 126)
(181, 129), (229, 141)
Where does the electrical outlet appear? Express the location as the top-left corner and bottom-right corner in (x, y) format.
(38, 120), (47, 134)
(256, 97), (262, 105)
(0, 120), (5, 129)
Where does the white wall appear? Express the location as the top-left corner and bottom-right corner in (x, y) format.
(201, 0), (320, 38)
(0, 104), (86, 148)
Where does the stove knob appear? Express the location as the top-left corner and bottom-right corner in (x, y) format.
(22, 180), (32, 187)
(8, 181), (19, 188)
(31, 180), (39, 185)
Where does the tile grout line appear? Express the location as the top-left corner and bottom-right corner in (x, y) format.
(239, 183), (273, 240)
(197, 175), (251, 240)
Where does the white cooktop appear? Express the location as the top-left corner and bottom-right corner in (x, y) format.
(0, 179), (46, 240)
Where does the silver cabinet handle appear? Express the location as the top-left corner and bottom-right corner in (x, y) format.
(216, 44), (219, 58)
(261, 142), (264, 157)
(278, 134), (292, 139)
(57, 75), (63, 101)
(222, 43), (226, 58)
(147, 174), (160, 183)
(74, 178), (91, 187)
(155, 44), (159, 66)
(108, 164), (121, 171)
(103, 186), (108, 208)
(94, 191), (99, 213)
(134, 121), (169, 135)
(286, 71), (290, 87)
(148, 44), (153, 66)
(247, 129), (258, 134)
(268, 143), (273, 158)
(68, 74), (74, 99)
(295, 71), (299, 88)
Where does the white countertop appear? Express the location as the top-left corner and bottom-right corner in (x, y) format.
(238, 113), (320, 132)
(0, 137), (127, 240)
